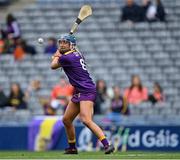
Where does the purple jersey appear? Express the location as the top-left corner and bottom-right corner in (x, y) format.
(59, 50), (96, 93)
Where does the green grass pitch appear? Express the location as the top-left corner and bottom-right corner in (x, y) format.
(0, 151), (180, 159)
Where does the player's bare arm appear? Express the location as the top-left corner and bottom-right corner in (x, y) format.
(51, 50), (62, 69)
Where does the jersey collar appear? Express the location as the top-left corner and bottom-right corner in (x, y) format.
(64, 50), (75, 55)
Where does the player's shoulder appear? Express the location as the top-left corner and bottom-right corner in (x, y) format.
(72, 51), (82, 58)
(65, 51), (82, 60)
(60, 50), (82, 61)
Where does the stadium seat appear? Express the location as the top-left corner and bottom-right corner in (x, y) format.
(0, 0), (180, 123)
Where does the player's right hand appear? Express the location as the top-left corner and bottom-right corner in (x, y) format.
(52, 50), (62, 60)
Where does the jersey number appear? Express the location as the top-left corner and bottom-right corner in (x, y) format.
(80, 59), (87, 70)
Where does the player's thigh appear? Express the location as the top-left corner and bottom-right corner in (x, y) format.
(63, 101), (80, 122)
(79, 101), (94, 120)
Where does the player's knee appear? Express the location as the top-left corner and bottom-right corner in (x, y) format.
(80, 116), (92, 126)
(62, 116), (71, 126)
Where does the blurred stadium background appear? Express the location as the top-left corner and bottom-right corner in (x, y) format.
(0, 0), (180, 154)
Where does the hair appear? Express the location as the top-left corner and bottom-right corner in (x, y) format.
(156, 0), (162, 5)
(48, 37), (56, 43)
(6, 13), (16, 26)
(129, 75), (143, 92)
(96, 79), (107, 94)
(113, 85), (121, 98)
(20, 39), (27, 48)
(154, 82), (163, 93)
(9, 82), (23, 97)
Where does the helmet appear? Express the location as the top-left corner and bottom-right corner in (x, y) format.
(58, 34), (76, 45)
